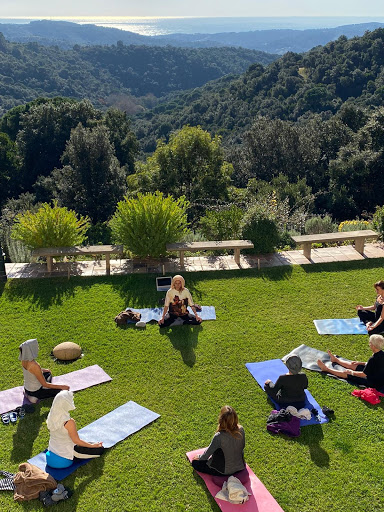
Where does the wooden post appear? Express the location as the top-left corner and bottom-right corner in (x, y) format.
(179, 251), (185, 267)
(303, 243), (312, 260)
(105, 253), (110, 275)
(354, 237), (365, 255)
(234, 248), (240, 265)
(47, 256), (53, 273)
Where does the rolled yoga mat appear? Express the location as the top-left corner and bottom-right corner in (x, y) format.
(186, 448), (284, 512)
(28, 400), (160, 480)
(313, 318), (367, 335)
(126, 306), (216, 324)
(245, 359), (328, 426)
(0, 365), (112, 415)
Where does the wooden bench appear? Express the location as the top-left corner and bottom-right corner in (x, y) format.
(292, 230), (378, 260)
(166, 240), (254, 266)
(31, 245), (124, 276)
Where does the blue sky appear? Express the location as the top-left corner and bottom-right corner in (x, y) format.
(2, 0), (384, 18)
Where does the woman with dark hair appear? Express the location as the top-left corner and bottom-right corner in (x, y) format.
(46, 390), (104, 469)
(158, 274), (202, 327)
(191, 406), (245, 476)
(356, 280), (384, 335)
(19, 339), (69, 403)
(317, 335), (384, 390)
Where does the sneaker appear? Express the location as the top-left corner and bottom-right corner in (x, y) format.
(136, 321), (146, 328)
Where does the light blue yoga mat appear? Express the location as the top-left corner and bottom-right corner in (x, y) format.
(314, 318), (367, 335)
(127, 306), (216, 323)
(28, 401), (160, 480)
(245, 359), (328, 426)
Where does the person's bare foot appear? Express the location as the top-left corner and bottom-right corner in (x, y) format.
(327, 350), (337, 363)
(317, 359), (329, 372)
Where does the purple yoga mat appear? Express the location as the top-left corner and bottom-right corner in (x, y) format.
(0, 365), (112, 414)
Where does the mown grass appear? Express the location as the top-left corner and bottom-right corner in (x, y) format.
(1, 259), (384, 511)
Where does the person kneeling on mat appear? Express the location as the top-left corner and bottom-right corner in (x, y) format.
(192, 405), (245, 476)
(264, 355), (308, 409)
(19, 339), (69, 404)
(46, 390), (104, 469)
(356, 280), (384, 335)
(317, 334), (384, 390)
(158, 274), (202, 327)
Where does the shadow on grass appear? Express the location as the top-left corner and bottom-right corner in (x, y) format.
(300, 257), (384, 275)
(296, 424), (329, 468)
(159, 324), (203, 367)
(11, 402), (48, 462)
(192, 470), (219, 512)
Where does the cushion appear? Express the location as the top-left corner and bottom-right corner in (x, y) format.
(52, 342), (82, 361)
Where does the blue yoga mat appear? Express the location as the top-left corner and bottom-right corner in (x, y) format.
(28, 401), (160, 480)
(127, 306), (216, 324)
(245, 359), (328, 426)
(313, 318), (367, 335)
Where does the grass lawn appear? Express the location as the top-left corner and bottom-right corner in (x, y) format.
(1, 259), (384, 511)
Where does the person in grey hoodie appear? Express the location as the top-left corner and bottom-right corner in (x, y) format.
(192, 405), (245, 476)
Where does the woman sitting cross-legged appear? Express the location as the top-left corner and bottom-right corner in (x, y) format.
(317, 334), (384, 390)
(264, 355), (308, 410)
(192, 405), (245, 476)
(158, 274), (202, 328)
(19, 338), (69, 403)
(46, 390), (104, 469)
(356, 280), (384, 335)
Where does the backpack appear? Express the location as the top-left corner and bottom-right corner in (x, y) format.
(114, 309), (141, 326)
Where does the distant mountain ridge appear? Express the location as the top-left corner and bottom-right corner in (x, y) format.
(0, 20), (383, 54)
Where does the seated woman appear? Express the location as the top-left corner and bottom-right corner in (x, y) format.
(19, 339), (69, 403)
(317, 334), (384, 390)
(356, 280), (384, 335)
(158, 275), (202, 328)
(264, 355), (308, 409)
(192, 405), (245, 476)
(46, 390), (104, 469)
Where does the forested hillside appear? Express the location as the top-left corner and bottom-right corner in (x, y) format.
(136, 29), (384, 151)
(0, 34), (276, 115)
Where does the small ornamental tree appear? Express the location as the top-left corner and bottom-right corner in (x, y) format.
(12, 200), (90, 249)
(240, 205), (280, 254)
(110, 192), (189, 258)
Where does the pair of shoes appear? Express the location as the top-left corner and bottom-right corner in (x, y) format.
(51, 483), (69, 502)
(15, 406), (26, 419)
(321, 406), (334, 417)
(1, 413), (10, 425)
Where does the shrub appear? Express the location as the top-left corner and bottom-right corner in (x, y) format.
(240, 206), (280, 254)
(372, 205), (384, 239)
(199, 206), (244, 240)
(305, 215), (337, 234)
(110, 192), (189, 258)
(338, 220), (373, 232)
(11, 200), (90, 249)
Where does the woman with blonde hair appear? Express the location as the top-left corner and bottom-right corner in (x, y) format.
(317, 334), (384, 389)
(158, 274), (202, 327)
(192, 406), (245, 476)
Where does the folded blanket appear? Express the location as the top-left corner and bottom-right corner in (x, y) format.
(215, 476), (251, 504)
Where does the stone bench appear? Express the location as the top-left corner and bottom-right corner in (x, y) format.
(166, 240), (254, 266)
(31, 245), (124, 276)
(292, 230), (378, 260)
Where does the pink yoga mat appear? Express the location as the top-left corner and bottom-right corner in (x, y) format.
(186, 449), (284, 512)
(0, 365), (112, 414)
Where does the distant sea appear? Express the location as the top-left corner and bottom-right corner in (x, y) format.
(2, 16), (384, 36)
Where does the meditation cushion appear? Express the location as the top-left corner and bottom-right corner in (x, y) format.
(53, 342), (82, 361)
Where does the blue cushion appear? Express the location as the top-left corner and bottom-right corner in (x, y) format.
(46, 450), (73, 469)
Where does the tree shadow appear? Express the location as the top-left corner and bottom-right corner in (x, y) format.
(301, 257), (384, 275)
(191, 468), (220, 511)
(159, 324), (203, 367)
(11, 402), (48, 462)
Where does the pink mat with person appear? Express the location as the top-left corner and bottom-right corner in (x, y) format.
(186, 448), (284, 512)
(0, 365), (112, 414)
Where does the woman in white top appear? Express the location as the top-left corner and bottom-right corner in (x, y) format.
(158, 275), (202, 327)
(19, 339), (69, 403)
(46, 390), (104, 469)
